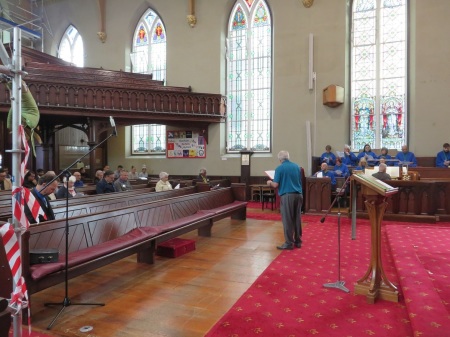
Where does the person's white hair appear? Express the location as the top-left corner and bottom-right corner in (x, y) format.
(378, 163), (387, 172)
(63, 175), (76, 185)
(159, 171), (169, 179)
(344, 144), (351, 150)
(200, 168), (207, 174)
(277, 150), (290, 161)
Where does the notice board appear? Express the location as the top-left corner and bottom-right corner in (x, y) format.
(166, 130), (206, 158)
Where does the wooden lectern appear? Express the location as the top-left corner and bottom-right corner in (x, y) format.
(351, 173), (399, 303)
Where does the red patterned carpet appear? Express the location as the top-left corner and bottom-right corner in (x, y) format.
(206, 214), (450, 337)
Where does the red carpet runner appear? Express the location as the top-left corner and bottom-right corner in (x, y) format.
(206, 215), (450, 337)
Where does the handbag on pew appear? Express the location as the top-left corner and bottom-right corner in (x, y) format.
(30, 248), (59, 264)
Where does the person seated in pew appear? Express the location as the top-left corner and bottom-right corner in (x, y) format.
(354, 157), (368, 172)
(36, 168), (45, 178)
(128, 165), (139, 179)
(73, 171), (84, 187)
(341, 144), (358, 166)
(23, 170), (37, 189)
(320, 145), (336, 166)
(436, 142), (450, 168)
(333, 157), (350, 178)
(139, 164), (149, 178)
(96, 170), (115, 194)
(0, 168), (12, 190)
(155, 171), (173, 192)
(394, 144), (417, 167)
(55, 175), (80, 199)
(378, 147), (394, 166)
(372, 163), (392, 181)
(197, 168), (209, 183)
(113, 170), (133, 192)
(357, 144), (378, 166)
(114, 165), (123, 179)
(24, 172), (58, 224)
(314, 163), (337, 191)
(94, 170), (104, 184)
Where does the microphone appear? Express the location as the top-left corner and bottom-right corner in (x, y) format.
(110, 116), (117, 136)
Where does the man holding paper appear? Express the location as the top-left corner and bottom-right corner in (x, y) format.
(267, 150), (303, 250)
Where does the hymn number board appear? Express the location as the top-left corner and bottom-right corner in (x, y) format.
(166, 130), (206, 159)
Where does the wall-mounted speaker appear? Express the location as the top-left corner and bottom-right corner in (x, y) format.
(323, 85), (344, 107)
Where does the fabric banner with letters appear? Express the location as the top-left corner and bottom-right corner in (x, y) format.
(166, 130), (206, 158)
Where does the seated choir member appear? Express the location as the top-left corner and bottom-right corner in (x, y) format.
(342, 144), (358, 166)
(355, 157), (368, 172)
(113, 170), (133, 192)
(320, 145), (336, 166)
(436, 142), (450, 168)
(96, 170), (115, 194)
(357, 144), (378, 166)
(372, 163), (392, 181)
(378, 147), (394, 166)
(394, 145), (417, 167)
(155, 172), (173, 192)
(73, 171), (84, 187)
(55, 175), (78, 199)
(198, 168), (209, 183)
(314, 163), (337, 191)
(333, 157), (350, 178)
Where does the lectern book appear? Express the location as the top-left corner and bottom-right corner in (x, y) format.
(352, 173), (398, 196)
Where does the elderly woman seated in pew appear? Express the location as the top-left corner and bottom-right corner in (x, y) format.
(155, 172), (173, 192)
(55, 175), (80, 199)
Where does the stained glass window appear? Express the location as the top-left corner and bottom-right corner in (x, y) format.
(226, 0), (272, 153)
(351, 0), (407, 151)
(58, 25), (84, 67)
(131, 9), (167, 155)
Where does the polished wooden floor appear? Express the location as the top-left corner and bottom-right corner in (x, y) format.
(27, 210), (286, 337)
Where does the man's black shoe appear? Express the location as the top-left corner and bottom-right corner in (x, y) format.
(277, 243), (293, 250)
(294, 242), (302, 248)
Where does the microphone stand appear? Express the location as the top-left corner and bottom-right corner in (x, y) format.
(40, 127), (117, 330)
(322, 174), (351, 293)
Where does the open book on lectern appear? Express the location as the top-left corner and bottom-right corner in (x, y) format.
(352, 172), (398, 196)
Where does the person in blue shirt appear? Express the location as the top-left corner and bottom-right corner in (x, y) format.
(320, 145), (336, 166)
(333, 157), (350, 178)
(342, 144), (358, 166)
(436, 142), (450, 168)
(355, 157), (368, 172)
(394, 145), (417, 167)
(266, 150), (303, 251)
(315, 163), (337, 191)
(378, 147), (394, 166)
(357, 144), (378, 166)
(73, 171), (84, 187)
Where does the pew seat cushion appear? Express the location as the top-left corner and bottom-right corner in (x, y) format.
(198, 200), (247, 215)
(30, 227), (160, 280)
(154, 213), (211, 233)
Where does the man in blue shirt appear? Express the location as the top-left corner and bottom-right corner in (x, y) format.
(267, 150), (303, 250)
(394, 145), (417, 167)
(315, 163), (337, 191)
(436, 143), (450, 168)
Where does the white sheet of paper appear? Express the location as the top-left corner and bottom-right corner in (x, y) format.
(174, 184), (180, 189)
(264, 170), (275, 180)
(317, 172), (323, 178)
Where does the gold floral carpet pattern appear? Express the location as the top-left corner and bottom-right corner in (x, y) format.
(206, 215), (450, 336)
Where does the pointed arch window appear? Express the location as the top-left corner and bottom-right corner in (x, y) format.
(351, 0), (407, 151)
(226, 0), (272, 153)
(131, 9), (167, 155)
(58, 25), (84, 67)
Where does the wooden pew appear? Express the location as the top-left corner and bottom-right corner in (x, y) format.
(0, 185), (246, 298)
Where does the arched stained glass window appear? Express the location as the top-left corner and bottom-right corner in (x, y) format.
(226, 0), (272, 153)
(58, 25), (84, 67)
(131, 9), (167, 155)
(351, 0), (407, 151)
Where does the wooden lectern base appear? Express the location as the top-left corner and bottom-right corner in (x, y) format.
(355, 191), (399, 304)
